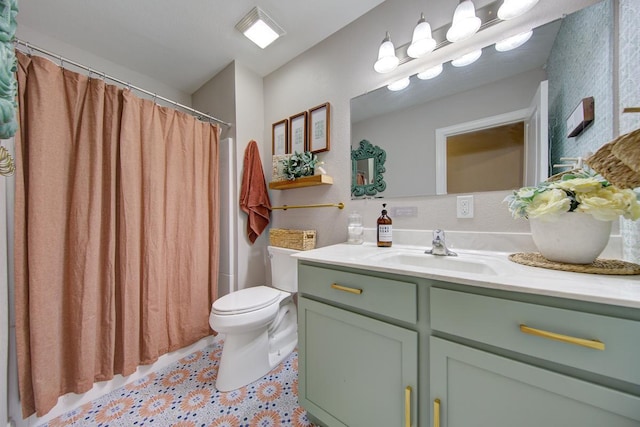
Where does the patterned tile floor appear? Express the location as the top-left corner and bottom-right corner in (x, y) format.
(42, 337), (315, 427)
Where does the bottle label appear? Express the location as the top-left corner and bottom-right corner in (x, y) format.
(378, 224), (392, 242)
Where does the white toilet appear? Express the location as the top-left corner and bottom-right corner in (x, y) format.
(209, 245), (299, 391)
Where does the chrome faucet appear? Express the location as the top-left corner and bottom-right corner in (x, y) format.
(425, 229), (457, 256)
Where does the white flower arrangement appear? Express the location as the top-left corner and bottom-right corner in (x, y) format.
(505, 170), (640, 222)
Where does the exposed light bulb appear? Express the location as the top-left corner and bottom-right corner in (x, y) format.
(417, 64), (443, 80)
(407, 13), (436, 59)
(495, 30), (533, 52)
(374, 32), (399, 73)
(446, 0), (481, 43)
(387, 77), (411, 91)
(498, 0), (539, 20)
(451, 49), (482, 67)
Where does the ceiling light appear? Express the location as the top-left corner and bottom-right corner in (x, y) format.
(374, 32), (400, 73)
(451, 49), (482, 67)
(407, 13), (436, 59)
(498, 0), (539, 20)
(495, 30), (533, 52)
(446, 0), (481, 43)
(387, 77), (411, 91)
(235, 6), (285, 49)
(417, 64), (443, 80)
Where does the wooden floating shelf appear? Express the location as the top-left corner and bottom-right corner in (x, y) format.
(269, 174), (333, 190)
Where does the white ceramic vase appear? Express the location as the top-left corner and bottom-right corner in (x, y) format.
(529, 212), (612, 264)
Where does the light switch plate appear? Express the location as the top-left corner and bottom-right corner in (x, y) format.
(457, 195), (474, 218)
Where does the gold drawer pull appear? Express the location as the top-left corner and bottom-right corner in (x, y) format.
(331, 283), (363, 295)
(405, 386), (411, 427)
(433, 398), (441, 427)
(519, 324), (605, 351)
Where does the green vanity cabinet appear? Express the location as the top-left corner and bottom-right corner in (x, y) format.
(297, 260), (640, 427)
(430, 337), (640, 427)
(299, 297), (418, 427)
(429, 287), (640, 427)
(297, 263), (422, 427)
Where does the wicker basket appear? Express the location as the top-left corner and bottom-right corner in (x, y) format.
(585, 128), (640, 188)
(269, 228), (317, 251)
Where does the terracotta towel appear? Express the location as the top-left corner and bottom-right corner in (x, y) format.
(240, 140), (272, 243)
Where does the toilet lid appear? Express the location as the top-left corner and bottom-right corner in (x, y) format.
(212, 286), (283, 315)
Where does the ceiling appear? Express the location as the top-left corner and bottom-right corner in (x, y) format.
(16, 0), (385, 94)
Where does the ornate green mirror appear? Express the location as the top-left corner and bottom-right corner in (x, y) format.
(351, 139), (386, 197)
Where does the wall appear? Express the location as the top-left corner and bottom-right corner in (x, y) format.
(547, 0), (614, 169)
(351, 68), (544, 198)
(263, 0), (600, 248)
(618, 0), (640, 263)
(193, 62), (268, 291)
(16, 26), (192, 106)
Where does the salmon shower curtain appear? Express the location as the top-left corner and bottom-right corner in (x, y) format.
(13, 52), (219, 417)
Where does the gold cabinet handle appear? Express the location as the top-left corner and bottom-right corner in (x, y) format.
(433, 398), (441, 427)
(405, 386), (411, 427)
(519, 324), (605, 351)
(330, 283), (363, 295)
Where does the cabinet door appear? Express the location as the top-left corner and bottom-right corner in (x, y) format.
(430, 337), (640, 427)
(299, 297), (418, 427)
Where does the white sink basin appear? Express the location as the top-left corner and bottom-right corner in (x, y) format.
(368, 251), (501, 276)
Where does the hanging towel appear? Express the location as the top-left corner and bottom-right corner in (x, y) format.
(240, 140), (272, 243)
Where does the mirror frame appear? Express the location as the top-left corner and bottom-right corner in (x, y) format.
(351, 139), (387, 197)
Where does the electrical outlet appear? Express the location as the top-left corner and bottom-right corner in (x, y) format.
(457, 195), (474, 218)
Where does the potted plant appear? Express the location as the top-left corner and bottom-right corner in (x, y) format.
(505, 170), (640, 264)
(281, 151), (319, 180)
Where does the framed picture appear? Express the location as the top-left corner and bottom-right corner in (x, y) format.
(308, 102), (330, 153)
(272, 119), (289, 155)
(289, 111), (308, 154)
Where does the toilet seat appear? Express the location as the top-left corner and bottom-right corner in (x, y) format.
(212, 286), (284, 315)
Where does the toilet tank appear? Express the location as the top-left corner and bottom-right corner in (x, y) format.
(268, 245), (299, 293)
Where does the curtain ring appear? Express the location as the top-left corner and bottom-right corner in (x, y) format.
(59, 55), (64, 68)
(101, 71), (106, 81)
(126, 82), (131, 91)
(88, 67), (93, 79)
(153, 93), (157, 104)
(25, 42), (33, 57)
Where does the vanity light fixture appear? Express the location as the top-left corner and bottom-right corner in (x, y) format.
(407, 13), (437, 59)
(417, 63), (444, 80)
(235, 6), (285, 49)
(446, 0), (482, 43)
(495, 30), (533, 52)
(387, 77), (411, 91)
(451, 49), (482, 67)
(497, 0), (539, 20)
(374, 31), (400, 73)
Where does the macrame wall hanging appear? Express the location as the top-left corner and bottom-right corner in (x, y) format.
(0, 0), (17, 176)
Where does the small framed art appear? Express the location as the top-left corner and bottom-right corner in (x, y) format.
(308, 102), (330, 153)
(272, 119), (289, 155)
(289, 111), (308, 154)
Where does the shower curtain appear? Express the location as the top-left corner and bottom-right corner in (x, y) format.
(13, 52), (220, 417)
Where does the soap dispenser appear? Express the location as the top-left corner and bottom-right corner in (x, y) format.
(377, 203), (392, 247)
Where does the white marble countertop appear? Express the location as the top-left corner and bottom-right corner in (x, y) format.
(293, 242), (640, 309)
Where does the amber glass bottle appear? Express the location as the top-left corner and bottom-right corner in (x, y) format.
(377, 203), (392, 247)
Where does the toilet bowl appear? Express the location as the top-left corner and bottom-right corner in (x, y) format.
(209, 246), (299, 391)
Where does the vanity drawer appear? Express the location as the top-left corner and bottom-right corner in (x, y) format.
(430, 287), (640, 385)
(298, 263), (417, 324)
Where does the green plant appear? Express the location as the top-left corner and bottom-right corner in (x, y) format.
(281, 151), (318, 180)
(504, 170), (640, 222)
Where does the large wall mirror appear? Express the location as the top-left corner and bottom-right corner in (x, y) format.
(350, 0), (613, 199)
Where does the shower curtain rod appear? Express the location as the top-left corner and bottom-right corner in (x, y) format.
(14, 38), (233, 128)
